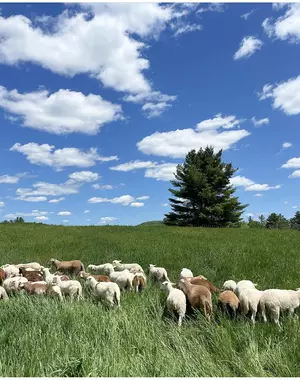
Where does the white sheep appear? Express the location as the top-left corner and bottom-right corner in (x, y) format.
(107, 267), (130, 281)
(0, 286), (9, 301)
(160, 281), (186, 326)
(1, 264), (20, 278)
(238, 288), (263, 324)
(52, 276), (82, 300)
(222, 280), (237, 292)
(115, 272), (135, 292)
(112, 260), (144, 274)
(86, 276), (121, 307)
(42, 267), (67, 285)
(149, 264), (170, 283)
(16, 262), (43, 270)
(3, 276), (28, 294)
(235, 280), (257, 298)
(179, 268), (194, 279)
(259, 288), (300, 326)
(87, 263), (114, 275)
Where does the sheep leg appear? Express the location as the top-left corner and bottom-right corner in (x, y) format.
(178, 314), (183, 327)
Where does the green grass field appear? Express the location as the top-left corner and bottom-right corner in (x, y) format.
(1, 224), (300, 377)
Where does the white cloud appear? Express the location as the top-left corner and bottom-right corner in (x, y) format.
(0, 202), (5, 207)
(16, 182), (79, 197)
(4, 210), (48, 219)
(0, 174), (20, 184)
(251, 117), (269, 127)
(92, 184), (114, 190)
(230, 175), (281, 191)
(68, 171), (100, 183)
(282, 158), (300, 169)
(197, 3), (225, 14)
(35, 216), (48, 221)
(144, 163), (177, 181)
(282, 142), (292, 149)
(57, 211), (72, 216)
(292, 205), (298, 209)
(241, 9), (257, 20)
(141, 102), (173, 118)
(259, 76), (300, 116)
(262, 4), (300, 42)
(284, 201), (289, 204)
(98, 216), (118, 224)
(88, 195), (135, 206)
(254, 193), (264, 197)
(246, 213), (254, 217)
(130, 202), (144, 208)
(110, 160), (157, 172)
(10, 142), (117, 170)
(137, 115), (250, 159)
(288, 170), (300, 178)
(136, 196), (149, 200)
(173, 23), (202, 37)
(62, 220), (69, 224)
(0, 86), (122, 135)
(84, 210), (90, 214)
(17, 196), (48, 202)
(161, 203), (169, 206)
(233, 36), (263, 60)
(49, 197), (65, 203)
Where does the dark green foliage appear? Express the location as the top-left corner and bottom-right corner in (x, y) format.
(290, 211), (300, 230)
(164, 146), (247, 227)
(266, 213), (289, 229)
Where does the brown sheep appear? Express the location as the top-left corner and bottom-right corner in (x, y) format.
(0, 268), (6, 285)
(218, 290), (239, 318)
(48, 259), (85, 275)
(53, 271), (70, 281)
(132, 273), (146, 293)
(19, 268), (43, 282)
(178, 278), (212, 321)
(188, 276), (219, 294)
(21, 282), (48, 295)
(78, 271), (110, 282)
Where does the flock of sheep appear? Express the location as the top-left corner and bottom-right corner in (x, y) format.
(0, 258), (299, 327)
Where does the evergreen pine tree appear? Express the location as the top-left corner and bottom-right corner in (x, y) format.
(164, 146), (247, 227)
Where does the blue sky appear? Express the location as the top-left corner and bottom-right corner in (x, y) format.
(0, 2), (299, 226)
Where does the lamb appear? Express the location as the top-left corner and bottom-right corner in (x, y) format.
(19, 282), (63, 300)
(218, 290), (239, 318)
(112, 260), (144, 274)
(3, 276), (28, 294)
(115, 272), (135, 292)
(87, 263), (114, 275)
(0, 268), (6, 285)
(1, 264), (20, 278)
(238, 288), (263, 324)
(16, 262), (43, 270)
(160, 281), (186, 326)
(259, 288), (300, 326)
(86, 276), (120, 307)
(42, 267), (69, 284)
(178, 278), (212, 321)
(19, 267), (44, 282)
(79, 271), (111, 282)
(48, 258), (85, 275)
(107, 267), (130, 281)
(179, 268), (194, 279)
(235, 280), (257, 298)
(52, 276), (82, 300)
(188, 277), (219, 294)
(222, 280), (237, 292)
(149, 264), (170, 283)
(0, 286), (9, 301)
(132, 273), (147, 293)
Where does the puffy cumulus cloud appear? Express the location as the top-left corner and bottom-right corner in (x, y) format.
(282, 157), (300, 170)
(110, 160), (157, 172)
(136, 196), (149, 200)
(0, 201), (5, 207)
(48, 197), (65, 203)
(35, 216), (48, 221)
(16, 196), (48, 202)
(137, 114), (249, 159)
(16, 182), (80, 197)
(88, 195), (135, 206)
(0, 86), (122, 135)
(4, 210), (48, 219)
(92, 184), (114, 190)
(161, 203), (169, 206)
(282, 142), (292, 149)
(84, 210), (90, 214)
(98, 216), (119, 224)
(230, 175), (281, 191)
(130, 202), (144, 208)
(144, 163), (177, 181)
(0, 174), (20, 184)
(288, 170), (300, 178)
(10, 142), (117, 171)
(251, 117), (269, 127)
(68, 171), (100, 183)
(262, 4), (300, 42)
(254, 193), (264, 197)
(258, 76), (300, 116)
(233, 36), (263, 60)
(57, 211), (72, 216)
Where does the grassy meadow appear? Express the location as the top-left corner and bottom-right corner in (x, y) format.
(1, 223), (300, 376)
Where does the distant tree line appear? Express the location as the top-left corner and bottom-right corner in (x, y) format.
(244, 211), (300, 230)
(0, 217), (44, 225)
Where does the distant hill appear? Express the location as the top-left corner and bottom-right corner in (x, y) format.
(138, 220), (164, 226)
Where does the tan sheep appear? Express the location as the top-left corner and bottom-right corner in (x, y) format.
(188, 276), (219, 294)
(218, 290), (240, 318)
(48, 259), (85, 275)
(78, 271), (111, 282)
